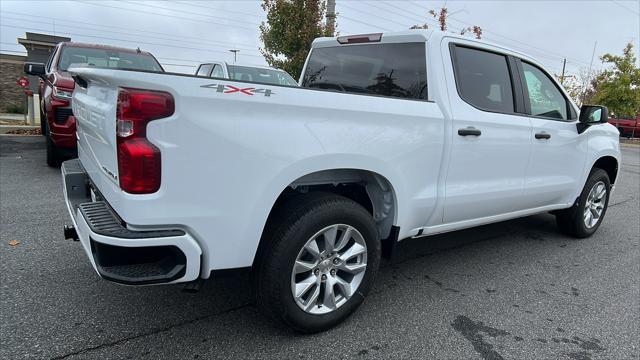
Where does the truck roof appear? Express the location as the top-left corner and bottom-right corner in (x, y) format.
(199, 61), (287, 72)
(311, 29), (532, 62)
(59, 42), (154, 56)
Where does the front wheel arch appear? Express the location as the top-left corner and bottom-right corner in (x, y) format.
(592, 156), (618, 185)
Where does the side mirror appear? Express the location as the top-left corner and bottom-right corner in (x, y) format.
(24, 62), (45, 77)
(579, 105), (609, 124)
(577, 105), (609, 134)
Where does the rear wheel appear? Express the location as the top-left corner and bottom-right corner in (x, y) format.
(556, 169), (610, 238)
(256, 193), (380, 333)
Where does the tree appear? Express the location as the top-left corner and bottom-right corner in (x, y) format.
(411, 7), (482, 39)
(556, 68), (600, 106)
(589, 43), (640, 117)
(260, 0), (333, 79)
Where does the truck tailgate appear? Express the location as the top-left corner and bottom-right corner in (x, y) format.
(71, 77), (119, 189)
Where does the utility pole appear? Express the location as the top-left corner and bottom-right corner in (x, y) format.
(326, 0), (336, 36)
(560, 58), (566, 85)
(582, 41), (598, 104)
(229, 49), (239, 64)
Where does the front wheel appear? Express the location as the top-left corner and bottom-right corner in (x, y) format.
(556, 169), (610, 238)
(45, 124), (63, 167)
(40, 109), (47, 136)
(256, 193), (380, 333)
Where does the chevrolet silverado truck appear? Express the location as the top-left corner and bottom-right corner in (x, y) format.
(609, 114), (639, 138)
(195, 61), (298, 86)
(62, 30), (620, 332)
(23, 42), (164, 167)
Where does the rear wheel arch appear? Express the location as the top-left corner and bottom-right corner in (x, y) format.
(253, 169), (397, 268)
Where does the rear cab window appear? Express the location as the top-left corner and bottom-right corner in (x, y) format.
(301, 42), (427, 100)
(57, 46), (164, 72)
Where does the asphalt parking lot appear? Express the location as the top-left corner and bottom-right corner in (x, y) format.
(1, 135), (638, 360)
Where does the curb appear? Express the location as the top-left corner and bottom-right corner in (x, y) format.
(0, 125), (41, 135)
(621, 142), (640, 147)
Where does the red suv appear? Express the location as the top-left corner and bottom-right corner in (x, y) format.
(24, 42), (164, 166)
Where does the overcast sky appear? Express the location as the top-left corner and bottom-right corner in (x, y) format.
(1, 0), (638, 77)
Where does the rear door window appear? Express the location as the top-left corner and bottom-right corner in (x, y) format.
(211, 64), (224, 78)
(451, 46), (515, 113)
(301, 42), (427, 100)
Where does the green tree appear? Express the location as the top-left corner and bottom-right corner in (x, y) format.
(260, 0), (333, 79)
(556, 68), (600, 106)
(589, 43), (640, 117)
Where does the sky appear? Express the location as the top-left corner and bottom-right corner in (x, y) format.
(0, 0), (638, 77)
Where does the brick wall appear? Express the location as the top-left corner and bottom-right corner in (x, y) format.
(0, 54), (27, 113)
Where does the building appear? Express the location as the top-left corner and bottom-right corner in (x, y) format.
(0, 32), (70, 113)
(0, 53), (27, 113)
(18, 32), (71, 93)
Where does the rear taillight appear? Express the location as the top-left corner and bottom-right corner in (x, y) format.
(116, 88), (174, 194)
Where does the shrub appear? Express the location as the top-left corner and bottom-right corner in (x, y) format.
(4, 103), (25, 114)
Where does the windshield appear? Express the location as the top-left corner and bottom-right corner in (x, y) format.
(58, 46), (163, 72)
(227, 65), (298, 86)
(301, 43), (427, 100)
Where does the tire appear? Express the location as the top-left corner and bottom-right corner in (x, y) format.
(45, 124), (63, 167)
(40, 110), (47, 136)
(256, 193), (381, 333)
(555, 169), (610, 238)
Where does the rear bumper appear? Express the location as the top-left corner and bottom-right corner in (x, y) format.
(61, 159), (202, 285)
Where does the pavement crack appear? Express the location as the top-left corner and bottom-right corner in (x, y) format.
(609, 198), (635, 207)
(50, 303), (252, 360)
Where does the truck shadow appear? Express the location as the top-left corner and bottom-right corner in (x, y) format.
(51, 211), (571, 358)
(389, 212), (561, 265)
(182, 211), (562, 310)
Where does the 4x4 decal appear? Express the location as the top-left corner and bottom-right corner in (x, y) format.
(201, 83), (274, 97)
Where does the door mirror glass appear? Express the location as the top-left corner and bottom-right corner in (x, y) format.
(579, 105), (608, 124)
(24, 62), (46, 77)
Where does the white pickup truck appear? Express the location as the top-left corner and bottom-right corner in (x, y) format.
(194, 61), (298, 86)
(63, 30), (620, 332)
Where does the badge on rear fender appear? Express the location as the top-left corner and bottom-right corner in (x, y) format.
(201, 83), (274, 97)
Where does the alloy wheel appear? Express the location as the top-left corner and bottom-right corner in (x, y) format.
(584, 181), (607, 229)
(290, 224), (368, 315)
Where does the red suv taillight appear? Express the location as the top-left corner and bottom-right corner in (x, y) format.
(116, 88), (174, 194)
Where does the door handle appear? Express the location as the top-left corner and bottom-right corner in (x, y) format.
(535, 132), (551, 139)
(458, 127), (482, 136)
